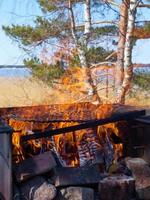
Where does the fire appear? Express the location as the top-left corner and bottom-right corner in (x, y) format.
(9, 118), (51, 163)
(5, 103), (124, 169)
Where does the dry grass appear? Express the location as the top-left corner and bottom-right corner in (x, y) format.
(0, 77), (149, 108)
(0, 77), (70, 107)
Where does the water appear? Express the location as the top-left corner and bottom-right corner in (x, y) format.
(134, 67), (150, 73)
(0, 66), (149, 77)
(0, 67), (31, 77)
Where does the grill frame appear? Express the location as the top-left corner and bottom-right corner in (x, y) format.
(0, 121), (13, 200)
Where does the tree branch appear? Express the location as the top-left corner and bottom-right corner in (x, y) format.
(138, 4), (150, 8)
(76, 20), (118, 29)
(84, 0), (91, 35)
(68, 0), (77, 43)
(102, 0), (120, 7)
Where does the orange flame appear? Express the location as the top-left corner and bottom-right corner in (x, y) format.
(8, 103), (124, 168)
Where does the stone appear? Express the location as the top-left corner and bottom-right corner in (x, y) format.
(53, 164), (107, 187)
(98, 174), (135, 200)
(125, 157), (150, 200)
(19, 176), (56, 200)
(14, 151), (57, 182)
(56, 187), (94, 200)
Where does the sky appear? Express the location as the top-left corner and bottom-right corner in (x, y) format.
(0, 0), (150, 68)
(0, 0), (41, 66)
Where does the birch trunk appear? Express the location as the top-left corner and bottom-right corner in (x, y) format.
(84, 0), (91, 36)
(68, 0), (101, 103)
(117, 0), (138, 104)
(68, 0), (88, 68)
(115, 0), (129, 98)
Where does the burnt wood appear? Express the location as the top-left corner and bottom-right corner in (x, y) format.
(0, 103), (142, 122)
(21, 110), (145, 142)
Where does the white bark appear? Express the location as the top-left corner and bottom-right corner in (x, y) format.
(68, 0), (87, 68)
(115, 0), (129, 99)
(77, 0), (92, 68)
(117, 0), (138, 103)
(68, 0), (101, 102)
(84, 0), (91, 36)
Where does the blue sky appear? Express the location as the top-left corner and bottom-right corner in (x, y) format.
(0, 0), (41, 65)
(0, 0), (150, 66)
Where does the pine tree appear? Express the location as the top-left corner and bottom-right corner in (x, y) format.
(3, 0), (117, 102)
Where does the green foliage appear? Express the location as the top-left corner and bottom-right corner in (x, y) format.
(143, 22), (150, 32)
(3, 0), (117, 84)
(24, 58), (65, 85)
(86, 47), (113, 64)
(92, 26), (117, 39)
(24, 46), (111, 83)
(133, 69), (150, 90)
(38, 0), (58, 12)
(70, 54), (80, 67)
(3, 17), (69, 46)
(69, 47), (113, 67)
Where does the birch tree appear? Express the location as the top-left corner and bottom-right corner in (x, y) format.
(115, 0), (129, 99)
(116, 0), (139, 103)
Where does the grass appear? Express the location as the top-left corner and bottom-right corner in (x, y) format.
(0, 77), (149, 108)
(0, 77), (63, 107)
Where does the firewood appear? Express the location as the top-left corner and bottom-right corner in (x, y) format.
(19, 176), (56, 200)
(14, 151), (56, 182)
(98, 175), (135, 200)
(53, 164), (107, 187)
(21, 110), (145, 142)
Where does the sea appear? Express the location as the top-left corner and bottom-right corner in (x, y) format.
(0, 67), (31, 77)
(0, 66), (149, 77)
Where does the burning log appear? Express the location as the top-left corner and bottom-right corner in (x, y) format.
(21, 110), (145, 142)
(0, 103), (144, 123)
(77, 128), (104, 166)
(19, 176), (56, 200)
(56, 187), (94, 200)
(14, 151), (56, 182)
(0, 103), (115, 122)
(125, 157), (150, 200)
(98, 175), (135, 200)
(53, 164), (107, 187)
